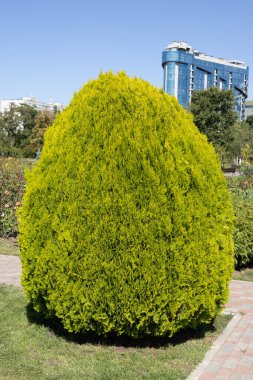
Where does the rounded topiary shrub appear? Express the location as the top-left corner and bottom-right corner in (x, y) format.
(19, 72), (234, 338)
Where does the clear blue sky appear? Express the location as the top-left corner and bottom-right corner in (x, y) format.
(0, 0), (252, 105)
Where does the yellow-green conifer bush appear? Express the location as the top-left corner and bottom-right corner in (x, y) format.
(19, 72), (234, 338)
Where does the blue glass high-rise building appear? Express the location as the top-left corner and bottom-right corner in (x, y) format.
(162, 41), (249, 120)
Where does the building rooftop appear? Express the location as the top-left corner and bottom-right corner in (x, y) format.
(0, 96), (65, 113)
(163, 41), (247, 69)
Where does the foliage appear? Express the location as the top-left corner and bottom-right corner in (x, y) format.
(19, 72), (234, 338)
(0, 158), (26, 237)
(227, 176), (253, 202)
(24, 111), (56, 156)
(241, 165), (253, 176)
(227, 176), (253, 267)
(17, 104), (39, 150)
(189, 87), (237, 149)
(225, 121), (253, 163)
(233, 197), (253, 268)
(0, 106), (55, 158)
(246, 114), (253, 128)
(0, 106), (23, 156)
(242, 144), (253, 163)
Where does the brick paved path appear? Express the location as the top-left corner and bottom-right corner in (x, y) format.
(0, 255), (21, 286)
(0, 255), (253, 379)
(188, 280), (253, 380)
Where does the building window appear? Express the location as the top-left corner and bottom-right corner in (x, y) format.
(189, 64), (194, 102)
(214, 69), (218, 87)
(204, 72), (208, 89)
(229, 72), (232, 90)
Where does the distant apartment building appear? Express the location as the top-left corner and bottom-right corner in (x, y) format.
(0, 96), (64, 113)
(245, 100), (253, 119)
(162, 41), (249, 120)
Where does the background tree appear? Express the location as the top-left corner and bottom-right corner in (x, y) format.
(225, 120), (253, 164)
(0, 105), (55, 157)
(189, 88), (238, 150)
(242, 143), (252, 163)
(14, 104), (38, 154)
(0, 106), (23, 156)
(24, 110), (55, 156)
(246, 115), (253, 128)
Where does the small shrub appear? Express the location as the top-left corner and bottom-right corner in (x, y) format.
(228, 176), (253, 267)
(19, 72), (234, 338)
(0, 158), (26, 237)
(241, 165), (253, 177)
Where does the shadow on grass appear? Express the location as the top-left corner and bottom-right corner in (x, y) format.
(26, 302), (217, 349)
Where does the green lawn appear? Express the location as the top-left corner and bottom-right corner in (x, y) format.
(0, 285), (232, 380)
(0, 237), (19, 256)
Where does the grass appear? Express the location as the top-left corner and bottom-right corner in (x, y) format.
(0, 285), (232, 380)
(0, 237), (19, 256)
(19, 157), (36, 169)
(233, 266), (253, 282)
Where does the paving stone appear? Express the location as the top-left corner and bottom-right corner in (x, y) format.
(245, 374), (253, 380)
(239, 355), (253, 367)
(230, 374), (246, 380)
(216, 367), (234, 379)
(205, 360), (222, 373)
(223, 357), (240, 369)
(198, 372), (215, 380)
(234, 364), (251, 376)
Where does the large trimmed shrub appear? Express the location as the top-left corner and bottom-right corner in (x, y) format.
(19, 72), (234, 338)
